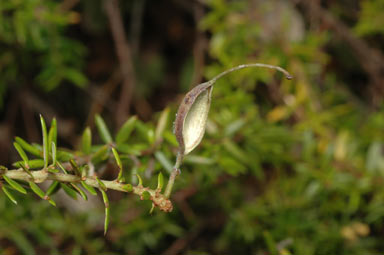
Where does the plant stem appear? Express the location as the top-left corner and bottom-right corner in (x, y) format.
(211, 63), (293, 83)
(3, 168), (173, 212)
(164, 152), (183, 198)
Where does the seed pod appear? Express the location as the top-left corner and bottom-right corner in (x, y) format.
(174, 81), (214, 159)
(173, 63), (292, 166)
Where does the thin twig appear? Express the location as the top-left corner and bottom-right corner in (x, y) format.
(211, 63), (293, 83)
(164, 152), (183, 198)
(190, 1), (206, 89)
(130, 0), (146, 58)
(85, 70), (121, 127)
(104, 0), (136, 126)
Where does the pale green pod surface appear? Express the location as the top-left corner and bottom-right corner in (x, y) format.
(174, 82), (213, 157)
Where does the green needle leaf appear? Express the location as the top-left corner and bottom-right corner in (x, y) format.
(112, 148), (123, 181)
(155, 107), (170, 144)
(104, 206), (110, 236)
(149, 203), (155, 214)
(29, 181), (55, 206)
(15, 137), (41, 157)
(71, 184), (88, 201)
(48, 198), (57, 207)
(13, 159), (44, 169)
(48, 118), (57, 154)
(69, 159), (82, 176)
(57, 162), (68, 174)
(20, 164), (33, 179)
(2, 186), (18, 204)
(46, 181), (60, 196)
(47, 168), (59, 173)
(39, 115), (49, 168)
(3, 175), (27, 194)
(136, 174), (143, 186)
(111, 148), (122, 169)
(116, 116), (137, 145)
(13, 142), (29, 167)
(96, 176), (106, 191)
(154, 151), (173, 173)
(95, 114), (112, 143)
(91, 145), (109, 164)
(56, 150), (74, 161)
(60, 183), (78, 200)
(81, 127), (92, 155)
(51, 142), (57, 166)
(100, 189), (109, 235)
(81, 181), (97, 195)
(157, 172), (164, 191)
(29, 182), (45, 199)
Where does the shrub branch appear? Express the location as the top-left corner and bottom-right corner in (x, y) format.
(2, 168), (173, 212)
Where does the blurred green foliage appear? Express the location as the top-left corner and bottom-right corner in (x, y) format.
(0, 0), (87, 107)
(1, 0), (384, 254)
(355, 0), (384, 36)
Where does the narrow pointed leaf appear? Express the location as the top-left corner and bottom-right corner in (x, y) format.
(15, 137), (41, 157)
(13, 142), (29, 167)
(96, 176), (106, 191)
(116, 116), (137, 145)
(154, 151), (173, 173)
(19, 165), (33, 179)
(39, 115), (49, 168)
(29, 182), (45, 199)
(2, 186), (18, 204)
(111, 148), (122, 169)
(48, 118), (57, 154)
(91, 145), (109, 164)
(104, 206), (110, 236)
(157, 172), (164, 190)
(56, 150), (73, 161)
(112, 148), (123, 181)
(81, 181), (97, 195)
(81, 127), (92, 155)
(60, 183), (78, 200)
(135, 121), (155, 144)
(136, 174), (143, 186)
(46, 181), (60, 196)
(80, 165), (89, 178)
(71, 184), (88, 200)
(3, 175), (27, 194)
(70, 159), (82, 176)
(149, 203), (155, 214)
(57, 162), (68, 174)
(51, 142), (57, 166)
(48, 198), (57, 207)
(155, 107), (170, 144)
(48, 168), (59, 173)
(13, 159), (44, 169)
(100, 189), (109, 235)
(95, 114), (112, 143)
